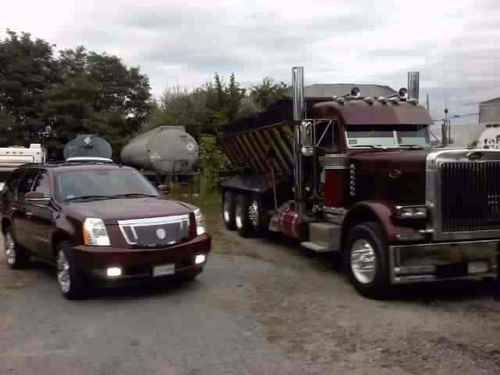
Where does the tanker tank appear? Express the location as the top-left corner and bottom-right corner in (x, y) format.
(121, 126), (199, 178)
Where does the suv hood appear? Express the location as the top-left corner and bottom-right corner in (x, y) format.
(63, 197), (193, 224)
(349, 149), (428, 204)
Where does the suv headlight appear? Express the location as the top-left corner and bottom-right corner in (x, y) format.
(194, 208), (206, 236)
(83, 218), (111, 246)
(394, 206), (428, 220)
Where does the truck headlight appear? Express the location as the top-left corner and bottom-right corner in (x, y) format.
(194, 208), (206, 236)
(83, 218), (111, 246)
(395, 206), (428, 220)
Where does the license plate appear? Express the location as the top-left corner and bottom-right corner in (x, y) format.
(153, 264), (175, 277)
(467, 261), (489, 274)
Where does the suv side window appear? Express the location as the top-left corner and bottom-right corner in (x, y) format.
(17, 169), (38, 201)
(32, 170), (51, 195)
(4, 169), (23, 201)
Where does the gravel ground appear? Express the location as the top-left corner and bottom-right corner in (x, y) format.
(1, 217), (500, 374)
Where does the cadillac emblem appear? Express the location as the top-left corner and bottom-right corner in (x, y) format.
(156, 228), (166, 240)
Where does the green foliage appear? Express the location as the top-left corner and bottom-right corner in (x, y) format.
(0, 30), (60, 142)
(250, 77), (288, 111)
(0, 30), (152, 155)
(199, 135), (229, 195)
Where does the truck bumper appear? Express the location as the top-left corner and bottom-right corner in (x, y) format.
(389, 239), (499, 284)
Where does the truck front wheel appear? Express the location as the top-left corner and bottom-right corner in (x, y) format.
(345, 222), (390, 299)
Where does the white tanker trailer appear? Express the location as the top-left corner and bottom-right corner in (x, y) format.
(120, 126), (199, 184)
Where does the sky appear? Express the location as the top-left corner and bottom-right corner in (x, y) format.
(1, 0), (500, 124)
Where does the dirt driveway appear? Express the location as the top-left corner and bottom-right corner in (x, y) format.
(1, 218), (500, 374)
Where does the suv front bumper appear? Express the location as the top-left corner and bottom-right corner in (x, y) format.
(71, 233), (211, 285)
(389, 239), (499, 284)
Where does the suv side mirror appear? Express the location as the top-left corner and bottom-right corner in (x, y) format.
(25, 191), (51, 203)
(158, 184), (170, 195)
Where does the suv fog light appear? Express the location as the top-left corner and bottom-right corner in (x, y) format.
(106, 267), (122, 278)
(195, 254), (206, 265)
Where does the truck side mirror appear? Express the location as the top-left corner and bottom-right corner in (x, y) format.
(300, 121), (315, 157)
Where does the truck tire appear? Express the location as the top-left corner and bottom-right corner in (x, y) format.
(345, 222), (390, 299)
(223, 190), (236, 230)
(248, 194), (268, 236)
(235, 193), (253, 238)
(56, 242), (87, 300)
(3, 227), (30, 269)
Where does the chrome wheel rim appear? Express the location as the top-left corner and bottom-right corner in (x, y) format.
(5, 233), (16, 265)
(235, 210), (243, 229)
(223, 197), (231, 223)
(57, 251), (71, 294)
(248, 200), (259, 227)
(351, 239), (377, 284)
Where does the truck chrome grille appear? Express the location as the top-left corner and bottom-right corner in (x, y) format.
(118, 215), (190, 248)
(441, 161), (500, 232)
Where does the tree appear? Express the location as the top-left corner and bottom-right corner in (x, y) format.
(48, 47), (152, 153)
(250, 77), (288, 111)
(0, 30), (60, 144)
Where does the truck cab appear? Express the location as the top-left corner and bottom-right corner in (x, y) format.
(221, 85), (500, 299)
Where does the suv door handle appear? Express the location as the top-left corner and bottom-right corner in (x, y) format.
(26, 212), (33, 218)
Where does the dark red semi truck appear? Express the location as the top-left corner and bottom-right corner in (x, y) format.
(220, 67), (500, 299)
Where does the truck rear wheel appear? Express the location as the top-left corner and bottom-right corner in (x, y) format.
(235, 193), (253, 238)
(223, 191), (236, 230)
(345, 222), (390, 299)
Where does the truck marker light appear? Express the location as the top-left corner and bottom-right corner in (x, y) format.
(106, 267), (122, 278)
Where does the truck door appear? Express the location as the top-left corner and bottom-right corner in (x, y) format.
(316, 120), (346, 207)
(26, 169), (54, 260)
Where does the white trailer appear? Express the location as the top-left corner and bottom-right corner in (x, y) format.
(0, 144), (45, 189)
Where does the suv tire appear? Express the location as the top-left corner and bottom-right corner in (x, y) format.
(4, 227), (30, 269)
(345, 222), (390, 299)
(56, 242), (86, 300)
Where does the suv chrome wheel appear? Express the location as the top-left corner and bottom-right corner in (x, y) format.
(5, 232), (16, 265)
(57, 251), (71, 294)
(350, 239), (377, 284)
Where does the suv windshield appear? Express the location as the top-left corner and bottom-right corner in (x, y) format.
(346, 125), (431, 149)
(56, 168), (159, 201)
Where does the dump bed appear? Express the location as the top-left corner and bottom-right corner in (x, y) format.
(223, 98), (325, 177)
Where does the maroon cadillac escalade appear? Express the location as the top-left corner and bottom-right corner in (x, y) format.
(1, 160), (211, 299)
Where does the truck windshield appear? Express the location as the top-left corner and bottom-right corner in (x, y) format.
(56, 168), (159, 202)
(346, 125), (431, 149)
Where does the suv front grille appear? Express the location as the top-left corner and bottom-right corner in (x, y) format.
(118, 215), (190, 248)
(441, 161), (500, 232)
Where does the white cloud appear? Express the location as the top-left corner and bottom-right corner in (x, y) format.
(0, 0), (499, 122)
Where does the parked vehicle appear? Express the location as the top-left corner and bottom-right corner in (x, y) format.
(1, 159), (210, 299)
(121, 126), (199, 185)
(0, 144), (45, 190)
(221, 67), (499, 299)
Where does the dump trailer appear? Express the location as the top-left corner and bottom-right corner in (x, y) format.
(121, 126), (199, 184)
(221, 67), (500, 299)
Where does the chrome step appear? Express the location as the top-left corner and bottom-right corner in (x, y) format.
(301, 241), (331, 253)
